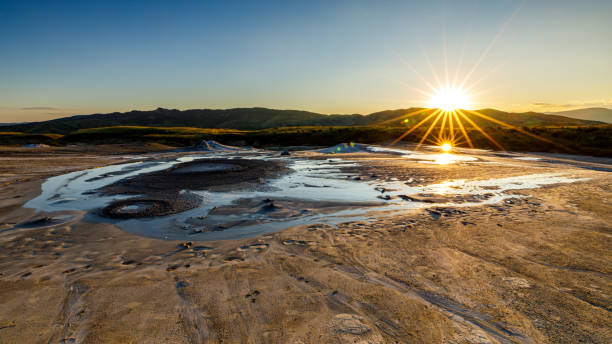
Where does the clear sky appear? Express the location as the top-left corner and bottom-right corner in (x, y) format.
(1, 0), (610, 122)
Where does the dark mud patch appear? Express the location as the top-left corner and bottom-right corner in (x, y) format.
(99, 159), (286, 219)
(170, 162), (242, 174)
(102, 158), (287, 194)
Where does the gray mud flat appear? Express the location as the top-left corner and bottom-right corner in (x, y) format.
(23, 149), (589, 241)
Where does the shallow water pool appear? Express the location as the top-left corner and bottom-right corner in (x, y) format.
(25, 151), (588, 241)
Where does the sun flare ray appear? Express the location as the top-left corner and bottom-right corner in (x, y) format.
(377, 108), (433, 127)
(451, 111), (474, 149)
(395, 53), (439, 93)
(464, 109), (575, 152)
(456, 109), (505, 150)
(415, 110), (445, 151)
(452, 28), (470, 87)
(448, 110), (455, 141)
(390, 109), (442, 146)
(439, 111), (448, 140)
(459, 0), (526, 89)
(420, 45), (444, 90)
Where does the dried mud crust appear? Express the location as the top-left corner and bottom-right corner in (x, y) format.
(102, 158), (287, 194)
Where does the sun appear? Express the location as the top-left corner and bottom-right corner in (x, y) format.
(440, 143), (452, 152)
(426, 87), (471, 112)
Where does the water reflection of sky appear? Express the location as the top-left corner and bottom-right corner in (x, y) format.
(411, 153), (477, 164)
(366, 146), (477, 164)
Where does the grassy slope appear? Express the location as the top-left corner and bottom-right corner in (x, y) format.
(0, 132), (62, 146)
(16, 124), (601, 157)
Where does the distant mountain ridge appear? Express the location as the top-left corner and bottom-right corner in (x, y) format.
(547, 107), (612, 123)
(0, 107), (603, 134)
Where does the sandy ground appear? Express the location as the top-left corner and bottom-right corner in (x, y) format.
(0, 144), (610, 343)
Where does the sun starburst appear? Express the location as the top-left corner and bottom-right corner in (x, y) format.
(386, 0), (570, 154)
(426, 87), (470, 112)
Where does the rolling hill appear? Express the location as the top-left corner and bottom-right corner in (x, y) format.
(0, 107), (602, 134)
(547, 107), (612, 123)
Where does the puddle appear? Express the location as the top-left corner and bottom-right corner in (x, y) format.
(366, 146), (478, 164)
(25, 152), (589, 241)
(514, 156), (542, 161)
(411, 153), (478, 164)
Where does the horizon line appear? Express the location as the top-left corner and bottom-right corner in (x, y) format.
(2, 105), (610, 124)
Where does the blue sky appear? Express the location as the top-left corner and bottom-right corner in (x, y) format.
(1, 0), (610, 121)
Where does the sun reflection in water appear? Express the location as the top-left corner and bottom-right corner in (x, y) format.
(424, 153), (466, 165)
(426, 179), (464, 194)
(435, 153), (455, 164)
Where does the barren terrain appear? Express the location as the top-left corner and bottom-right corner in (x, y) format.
(0, 144), (610, 343)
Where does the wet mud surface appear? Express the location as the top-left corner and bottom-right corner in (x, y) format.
(21, 147), (590, 241)
(99, 158), (286, 219)
(102, 158), (287, 194)
(101, 193), (203, 219)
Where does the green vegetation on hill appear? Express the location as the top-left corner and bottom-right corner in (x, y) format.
(0, 132), (61, 146)
(3, 124), (608, 156)
(0, 107), (601, 134)
(61, 126), (395, 147)
(1, 107), (609, 156)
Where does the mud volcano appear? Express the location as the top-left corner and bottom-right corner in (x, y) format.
(102, 196), (200, 219)
(101, 158), (286, 219)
